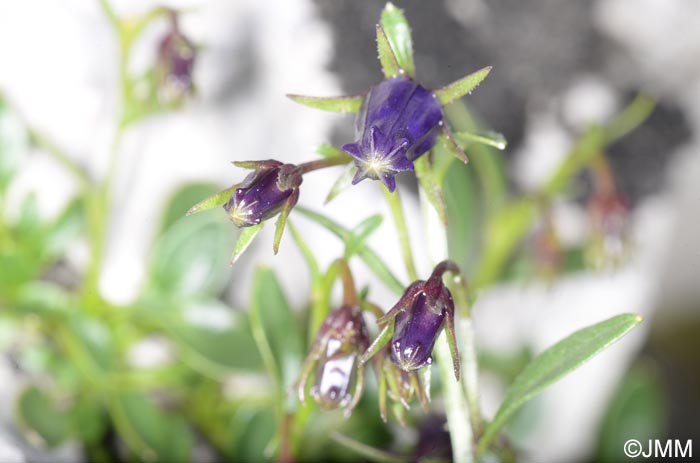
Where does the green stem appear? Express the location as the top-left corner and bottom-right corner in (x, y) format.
(419, 188), (475, 463)
(382, 185), (418, 281)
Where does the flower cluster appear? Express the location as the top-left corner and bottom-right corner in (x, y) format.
(297, 260), (462, 421)
(188, 2), (486, 422)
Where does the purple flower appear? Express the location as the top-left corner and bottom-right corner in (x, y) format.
(375, 261), (461, 379)
(297, 305), (369, 415)
(389, 278), (453, 370)
(342, 78), (443, 191)
(156, 12), (196, 104)
(223, 161), (302, 228)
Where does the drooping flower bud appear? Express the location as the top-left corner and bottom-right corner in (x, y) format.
(341, 78), (443, 192)
(586, 192), (631, 268)
(223, 161), (302, 228)
(372, 261), (461, 379)
(156, 11), (197, 105)
(297, 305), (370, 415)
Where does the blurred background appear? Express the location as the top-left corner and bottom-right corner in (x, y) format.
(0, 0), (698, 462)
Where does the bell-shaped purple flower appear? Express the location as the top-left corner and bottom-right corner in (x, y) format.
(372, 261), (461, 379)
(390, 278), (453, 370)
(223, 161), (302, 228)
(297, 305), (369, 415)
(342, 78), (443, 192)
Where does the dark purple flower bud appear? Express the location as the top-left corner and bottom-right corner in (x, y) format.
(374, 261), (460, 378)
(156, 12), (197, 105)
(390, 278), (453, 370)
(342, 78), (443, 191)
(223, 161), (302, 227)
(297, 305), (369, 414)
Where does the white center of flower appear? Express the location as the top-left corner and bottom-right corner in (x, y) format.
(364, 153), (391, 176)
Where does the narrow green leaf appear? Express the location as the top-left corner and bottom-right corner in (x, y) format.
(435, 66), (492, 105)
(472, 198), (538, 289)
(186, 186), (236, 216)
(295, 206), (405, 295)
(286, 94), (363, 113)
(331, 432), (406, 463)
(477, 313), (643, 456)
(380, 2), (415, 77)
(345, 215), (383, 258)
(231, 222), (263, 265)
(17, 386), (71, 448)
(249, 267), (304, 412)
(376, 25), (402, 79)
(325, 163), (358, 204)
(273, 191), (297, 254)
(414, 156), (448, 225)
(455, 130), (507, 150)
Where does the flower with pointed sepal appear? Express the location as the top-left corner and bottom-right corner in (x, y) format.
(296, 260), (370, 416)
(156, 10), (197, 106)
(373, 345), (430, 425)
(222, 160), (302, 228)
(586, 191), (631, 268)
(361, 260), (462, 381)
(287, 3), (502, 192)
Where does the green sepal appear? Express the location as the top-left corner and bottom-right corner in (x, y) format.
(187, 186), (236, 216)
(434, 66), (492, 105)
(380, 2), (416, 77)
(286, 94), (363, 113)
(376, 25), (402, 79)
(455, 130), (507, 150)
(231, 222), (263, 265)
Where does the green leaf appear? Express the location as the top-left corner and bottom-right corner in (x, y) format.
(414, 156), (447, 225)
(231, 222), (263, 265)
(477, 313), (643, 456)
(325, 163), (358, 204)
(472, 198), (538, 289)
(380, 2), (415, 77)
(17, 386), (71, 448)
(249, 267), (304, 412)
(376, 25), (402, 79)
(286, 94), (363, 113)
(444, 159), (480, 269)
(186, 185), (236, 216)
(345, 215), (383, 258)
(71, 399), (107, 444)
(43, 196), (85, 259)
(455, 130), (507, 150)
(295, 206), (405, 295)
(112, 393), (194, 463)
(435, 66), (492, 105)
(162, 183), (221, 232)
(149, 212), (232, 297)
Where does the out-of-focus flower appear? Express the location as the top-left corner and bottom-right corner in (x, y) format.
(156, 11), (197, 106)
(586, 192), (631, 268)
(342, 78), (443, 192)
(223, 160), (302, 228)
(297, 304), (370, 416)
